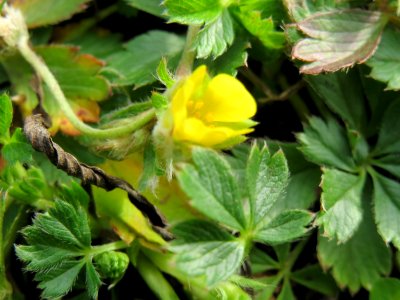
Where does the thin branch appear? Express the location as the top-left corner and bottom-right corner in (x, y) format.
(23, 114), (173, 241)
(258, 80), (305, 104)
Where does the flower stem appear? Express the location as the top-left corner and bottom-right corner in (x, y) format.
(17, 37), (156, 139)
(89, 240), (129, 257)
(176, 25), (200, 78)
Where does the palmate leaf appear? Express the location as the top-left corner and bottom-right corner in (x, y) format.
(15, 197), (101, 299)
(10, 0), (90, 28)
(170, 220), (245, 286)
(177, 147), (246, 230)
(292, 9), (388, 74)
(317, 202), (391, 293)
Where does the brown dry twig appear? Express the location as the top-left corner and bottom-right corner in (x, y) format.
(23, 114), (173, 241)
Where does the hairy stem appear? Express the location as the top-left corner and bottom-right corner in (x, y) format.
(176, 25), (201, 78)
(17, 38), (156, 139)
(89, 240), (128, 256)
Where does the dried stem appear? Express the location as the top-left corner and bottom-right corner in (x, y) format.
(23, 114), (173, 240)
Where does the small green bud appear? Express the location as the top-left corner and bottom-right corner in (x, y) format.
(94, 251), (130, 280)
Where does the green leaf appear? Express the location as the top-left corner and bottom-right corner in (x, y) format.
(0, 94), (12, 142)
(239, 0), (286, 22)
(67, 31), (123, 61)
(37, 260), (85, 298)
(367, 27), (400, 91)
(85, 262), (101, 300)
(372, 154), (400, 178)
(1, 128), (34, 165)
(297, 117), (355, 172)
(125, 0), (164, 17)
(12, 0), (90, 28)
(291, 264), (338, 296)
(249, 247), (279, 274)
(373, 99), (400, 155)
(254, 210), (313, 245)
(203, 34), (249, 75)
(318, 168), (365, 242)
(305, 69), (367, 132)
(317, 205), (391, 293)
(36, 45), (110, 101)
(105, 30), (184, 87)
(177, 148), (246, 230)
(164, 0), (224, 24)
(246, 144), (289, 226)
(370, 278), (400, 300)
(372, 172), (400, 249)
(15, 197), (101, 298)
(171, 220), (245, 286)
(193, 10), (234, 58)
(277, 279), (295, 300)
(292, 9), (388, 74)
(237, 9), (285, 49)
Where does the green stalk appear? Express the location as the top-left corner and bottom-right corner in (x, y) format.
(88, 240), (129, 257)
(17, 37), (156, 139)
(175, 25), (200, 78)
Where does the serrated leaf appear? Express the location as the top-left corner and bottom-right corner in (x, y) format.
(171, 220), (245, 286)
(37, 260), (85, 298)
(305, 69), (367, 132)
(203, 34), (249, 75)
(373, 99), (400, 155)
(370, 278), (400, 300)
(105, 30), (184, 87)
(291, 264), (338, 296)
(177, 148), (246, 230)
(11, 0), (90, 28)
(194, 10), (234, 58)
(254, 210), (313, 245)
(246, 144), (289, 226)
(85, 261), (101, 299)
(318, 168), (365, 242)
(297, 117), (356, 172)
(239, 0), (286, 21)
(317, 206), (391, 293)
(367, 27), (400, 91)
(125, 0), (164, 17)
(0, 94), (12, 142)
(292, 9), (388, 74)
(238, 10), (285, 49)
(372, 172), (400, 249)
(164, 0), (224, 24)
(1, 128), (34, 165)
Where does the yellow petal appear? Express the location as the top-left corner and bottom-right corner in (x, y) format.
(200, 74), (257, 122)
(172, 65), (209, 129)
(175, 117), (251, 147)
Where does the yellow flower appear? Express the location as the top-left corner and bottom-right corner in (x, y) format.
(170, 65), (257, 148)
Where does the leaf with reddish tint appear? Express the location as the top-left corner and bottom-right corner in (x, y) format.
(292, 9), (388, 74)
(1, 45), (110, 135)
(10, 0), (90, 28)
